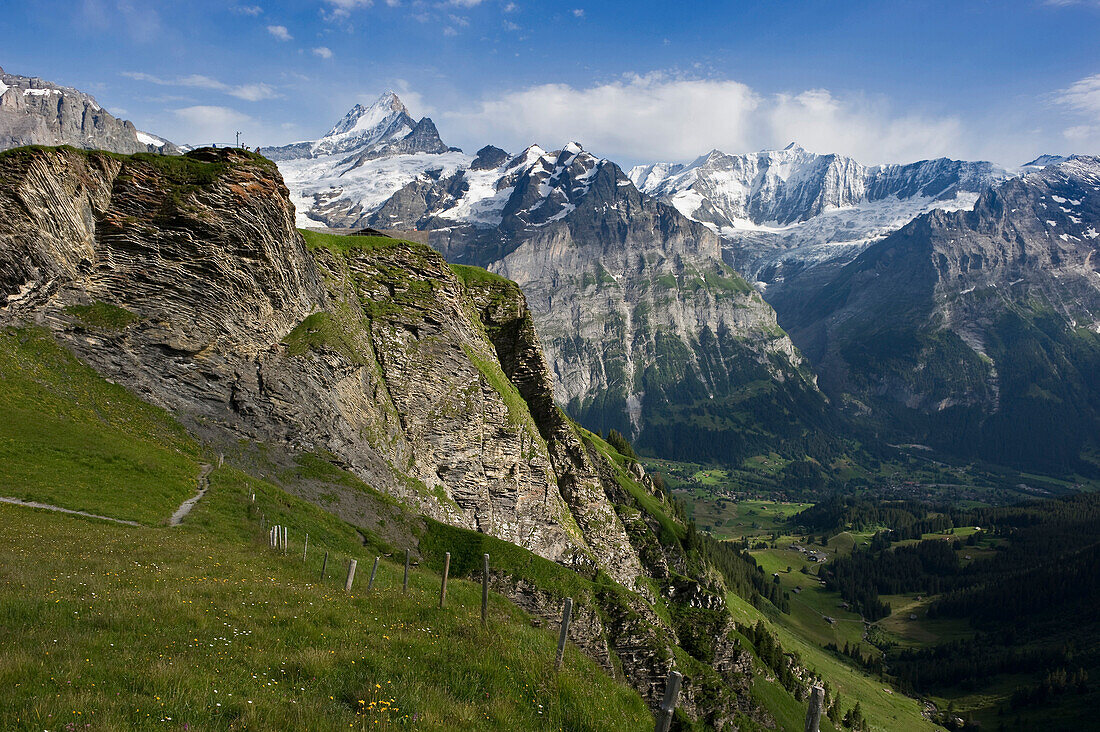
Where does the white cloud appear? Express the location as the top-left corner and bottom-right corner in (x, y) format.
(448, 0), (485, 6)
(443, 26), (458, 36)
(1056, 73), (1100, 114)
(323, 0), (373, 16)
(765, 89), (963, 165)
(122, 71), (279, 102)
(173, 106), (252, 145)
(572, 8), (584, 17)
(503, 2), (518, 11)
(313, 46), (334, 59)
(1064, 124), (1098, 140)
(443, 72), (968, 165)
(231, 5), (263, 15)
(229, 83), (279, 102)
(266, 24), (293, 41)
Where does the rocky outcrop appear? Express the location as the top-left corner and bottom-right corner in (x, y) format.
(0, 145), (612, 578)
(0, 144), (790, 727)
(471, 145), (509, 170)
(0, 66), (178, 154)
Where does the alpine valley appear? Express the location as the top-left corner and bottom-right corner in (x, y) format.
(2, 61), (1100, 732)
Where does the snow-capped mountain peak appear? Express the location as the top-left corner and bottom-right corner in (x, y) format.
(325, 91), (408, 137)
(1020, 154), (1071, 174)
(311, 91), (415, 157)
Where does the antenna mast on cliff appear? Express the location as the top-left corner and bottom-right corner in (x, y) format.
(235, 131), (241, 148)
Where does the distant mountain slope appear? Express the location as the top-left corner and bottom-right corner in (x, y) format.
(630, 145), (1009, 297)
(780, 156), (1100, 471)
(0, 65), (177, 154)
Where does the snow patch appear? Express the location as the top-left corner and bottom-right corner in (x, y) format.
(279, 149), (473, 221)
(135, 131), (164, 147)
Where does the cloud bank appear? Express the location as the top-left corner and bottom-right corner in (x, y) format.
(444, 73), (967, 166)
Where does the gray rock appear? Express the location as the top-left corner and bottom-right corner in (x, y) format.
(0, 67), (178, 154)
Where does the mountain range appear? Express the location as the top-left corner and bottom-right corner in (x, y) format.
(258, 93), (834, 465)
(3, 73), (1099, 476)
(3, 64), (1100, 729)
(259, 90), (1099, 475)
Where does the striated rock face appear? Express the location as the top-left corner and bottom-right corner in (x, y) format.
(463, 271), (646, 587)
(0, 145), (634, 582)
(0, 144), (785, 726)
(782, 156), (1100, 470)
(0, 66), (177, 155)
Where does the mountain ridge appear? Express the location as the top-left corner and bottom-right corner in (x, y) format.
(0, 65), (178, 155)
(779, 155), (1100, 471)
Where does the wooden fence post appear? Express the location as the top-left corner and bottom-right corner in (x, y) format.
(403, 549), (410, 593)
(554, 597), (573, 671)
(439, 552), (450, 608)
(282, 526), (288, 554)
(345, 559), (357, 592)
(320, 551), (328, 582)
(654, 670), (683, 732)
(804, 685), (824, 732)
(481, 553), (490, 626)
(303, 534), (308, 562)
(368, 556), (380, 591)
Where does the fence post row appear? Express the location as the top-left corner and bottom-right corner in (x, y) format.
(654, 670), (684, 732)
(804, 685), (825, 732)
(439, 552), (451, 608)
(555, 597), (573, 671)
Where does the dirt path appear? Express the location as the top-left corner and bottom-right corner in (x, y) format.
(0, 497), (140, 526)
(169, 463), (214, 526)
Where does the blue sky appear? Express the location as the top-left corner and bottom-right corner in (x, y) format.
(3, 0), (1099, 166)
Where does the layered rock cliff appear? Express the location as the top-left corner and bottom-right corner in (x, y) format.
(0, 66), (177, 154)
(0, 144), (780, 727)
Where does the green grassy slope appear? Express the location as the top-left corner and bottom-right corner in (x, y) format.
(0, 325), (652, 731)
(0, 325), (202, 525)
(725, 591), (937, 732)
